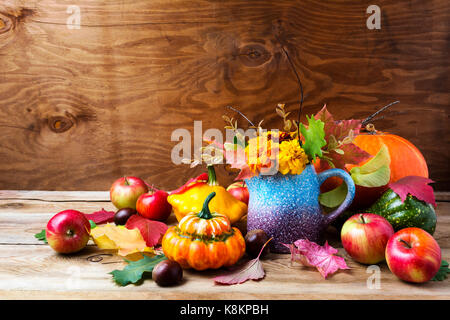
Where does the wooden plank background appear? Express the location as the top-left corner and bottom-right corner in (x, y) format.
(0, 0), (448, 191)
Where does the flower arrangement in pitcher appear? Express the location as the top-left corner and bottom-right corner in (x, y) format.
(199, 103), (375, 183)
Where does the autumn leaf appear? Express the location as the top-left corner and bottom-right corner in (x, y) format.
(169, 173), (208, 195)
(314, 105), (363, 141)
(110, 254), (168, 286)
(314, 105), (371, 168)
(90, 223), (154, 257)
(330, 143), (372, 169)
(213, 238), (272, 285)
(299, 115), (326, 160)
(389, 176), (436, 208)
(125, 215), (168, 247)
(84, 208), (115, 224)
(284, 239), (350, 279)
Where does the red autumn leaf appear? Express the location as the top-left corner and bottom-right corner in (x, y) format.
(235, 165), (257, 181)
(331, 143), (372, 168)
(213, 256), (265, 285)
(284, 239), (350, 279)
(125, 215), (168, 247)
(213, 238), (271, 285)
(169, 173), (208, 195)
(84, 208), (115, 224)
(389, 176), (436, 208)
(314, 105), (371, 168)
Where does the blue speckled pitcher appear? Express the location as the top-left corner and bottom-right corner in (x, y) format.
(245, 164), (355, 253)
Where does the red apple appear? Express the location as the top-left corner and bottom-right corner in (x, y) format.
(226, 181), (249, 205)
(341, 213), (394, 264)
(46, 210), (91, 254)
(136, 188), (172, 221)
(110, 176), (148, 210)
(386, 227), (441, 283)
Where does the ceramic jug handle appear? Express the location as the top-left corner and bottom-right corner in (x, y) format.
(317, 168), (355, 227)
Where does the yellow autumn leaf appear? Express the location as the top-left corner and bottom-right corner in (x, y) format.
(90, 223), (154, 257)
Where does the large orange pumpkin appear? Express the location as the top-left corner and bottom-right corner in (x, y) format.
(316, 129), (429, 209)
(349, 131), (429, 182)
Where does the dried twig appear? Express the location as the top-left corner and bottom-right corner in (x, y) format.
(226, 105), (255, 127)
(274, 33), (304, 146)
(362, 101), (400, 126)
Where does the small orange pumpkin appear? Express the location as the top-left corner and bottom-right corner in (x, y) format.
(162, 192), (245, 271)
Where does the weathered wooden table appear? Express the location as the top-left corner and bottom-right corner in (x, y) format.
(0, 190), (448, 300)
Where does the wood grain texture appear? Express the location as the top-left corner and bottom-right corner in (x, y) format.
(0, 191), (448, 299)
(0, 0), (448, 191)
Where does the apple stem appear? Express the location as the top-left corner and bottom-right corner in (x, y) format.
(398, 238), (412, 249)
(124, 177), (129, 186)
(359, 214), (366, 224)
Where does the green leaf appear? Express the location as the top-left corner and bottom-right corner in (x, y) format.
(351, 165), (390, 187)
(319, 183), (348, 208)
(350, 145), (391, 187)
(110, 254), (168, 286)
(432, 260), (450, 281)
(299, 115), (326, 160)
(89, 220), (97, 229)
(34, 229), (47, 244)
(355, 144), (390, 174)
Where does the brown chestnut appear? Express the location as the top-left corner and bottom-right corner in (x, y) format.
(152, 259), (183, 287)
(245, 229), (270, 258)
(114, 208), (136, 225)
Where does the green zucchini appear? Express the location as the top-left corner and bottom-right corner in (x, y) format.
(368, 189), (437, 235)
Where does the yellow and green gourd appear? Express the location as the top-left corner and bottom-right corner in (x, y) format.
(368, 189), (437, 235)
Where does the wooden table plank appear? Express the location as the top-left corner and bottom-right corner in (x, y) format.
(0, 191), (448, 300)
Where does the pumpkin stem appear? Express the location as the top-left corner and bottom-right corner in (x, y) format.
(362, 100), (400, 126)
(198, 192), (216, 219)
(207, 165), (219, 186)
(364, 123), (377, 134)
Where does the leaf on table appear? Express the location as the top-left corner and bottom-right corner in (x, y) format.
(34, 229), (47, 243)
(213, 256), (265, 285)
(284, 239), (350, 279)
(213, 238), (272, 285)
(84, 208), (116, 224)
(110, 254), (168, 286)
(125, 215), (168, 247)
(90, 223), (153, 256)
(389, 176), (436, 208)
(432, 260), (450, 281)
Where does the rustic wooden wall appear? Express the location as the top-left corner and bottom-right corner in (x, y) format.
(0, 0), (448, 191)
